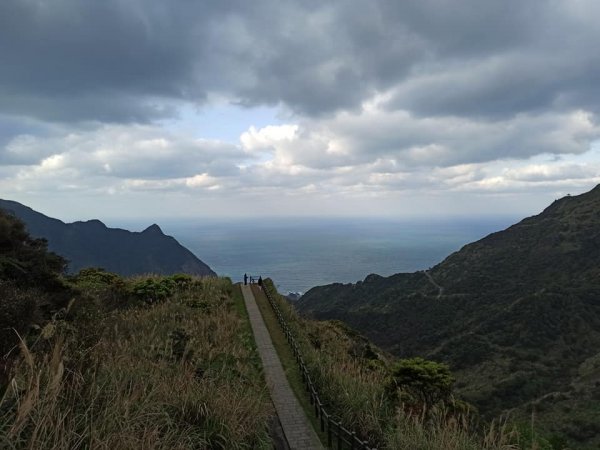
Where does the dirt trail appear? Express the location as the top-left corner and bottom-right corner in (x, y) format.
(424, 270), (444, 300)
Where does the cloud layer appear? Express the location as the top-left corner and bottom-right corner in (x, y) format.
(1, 0), (600, 217)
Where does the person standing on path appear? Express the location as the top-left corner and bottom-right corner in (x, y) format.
(244, 273), (248, 285)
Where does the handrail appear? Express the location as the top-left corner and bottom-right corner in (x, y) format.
(260, 280), (377, 450)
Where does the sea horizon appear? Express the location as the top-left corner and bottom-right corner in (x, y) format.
(113, 215), (522, 295)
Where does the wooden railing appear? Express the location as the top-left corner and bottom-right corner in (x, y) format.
(261, 281), (377, 450)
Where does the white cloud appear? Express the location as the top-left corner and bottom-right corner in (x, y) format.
(2, 109), (599, 217)
(240, 124), (298, 153)
(238, 104), (600, 174)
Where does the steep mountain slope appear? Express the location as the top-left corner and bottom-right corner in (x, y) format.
(0, 199), (216, 277)
(298, 185), (600, 447)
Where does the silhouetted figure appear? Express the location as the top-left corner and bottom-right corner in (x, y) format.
(244, 273), (248, 285)
(258, 276), (263, 287)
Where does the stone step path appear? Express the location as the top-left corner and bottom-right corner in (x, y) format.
(241, 284), (324, 450)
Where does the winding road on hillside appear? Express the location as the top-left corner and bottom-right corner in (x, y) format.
(241, 285), (324, 450)
(424, 270), (444, 300)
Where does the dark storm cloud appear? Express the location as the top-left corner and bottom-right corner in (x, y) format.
(3, 0), (598, 122)
(0, 0), (209, 122)
(227, 0), (552, 117)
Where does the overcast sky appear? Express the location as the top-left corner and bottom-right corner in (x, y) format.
(1, 0), (599, 221)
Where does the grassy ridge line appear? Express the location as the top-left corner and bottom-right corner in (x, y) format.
(250, 284), (329, 446)
(1, 275), (273, 449)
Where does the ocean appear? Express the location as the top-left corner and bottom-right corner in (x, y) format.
(156, 216), (517, 295)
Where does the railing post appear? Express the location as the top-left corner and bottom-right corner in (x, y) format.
(320, 407), (325, 432)
(327, 417), (332, 448)
(337, 422), (342, 450)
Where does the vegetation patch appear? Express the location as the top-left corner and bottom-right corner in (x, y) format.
(263, 279), (559, 449)
(1, 275), (273, 449)
(0, 209), (272, 449)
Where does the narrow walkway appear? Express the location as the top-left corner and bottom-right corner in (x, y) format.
(241, 285), (324, 450)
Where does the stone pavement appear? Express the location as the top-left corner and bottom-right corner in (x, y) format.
(241, 284), (324, 450)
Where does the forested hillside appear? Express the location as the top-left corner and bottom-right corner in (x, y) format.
(298, 185), (600, 448)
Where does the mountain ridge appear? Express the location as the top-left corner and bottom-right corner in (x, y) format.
(0, 199), (216, 277)
(297, 185), (600, 447)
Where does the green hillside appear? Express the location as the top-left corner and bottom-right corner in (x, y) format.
(259, 280), (565, 449)
(298, 185), (600, 448)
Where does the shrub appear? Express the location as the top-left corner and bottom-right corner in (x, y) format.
(169, 273), (193, 286)
(387, 357), (455, 408)
(131, 277), (175, 304)
(74, 267), (125, 288)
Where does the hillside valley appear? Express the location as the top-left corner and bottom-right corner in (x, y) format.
(298, 185), (600, 448)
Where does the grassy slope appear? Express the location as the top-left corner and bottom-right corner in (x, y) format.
(261, 280), (538, 450)
(1, 275), (273, 449)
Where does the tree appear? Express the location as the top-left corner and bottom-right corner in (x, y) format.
(387, 357), (455, 407)
(0, 209), (67, 290)
(0, 209), (69, 366)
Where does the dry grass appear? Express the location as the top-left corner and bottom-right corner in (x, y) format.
(385, 407), (521, 450)
(1, 276), (273, 449)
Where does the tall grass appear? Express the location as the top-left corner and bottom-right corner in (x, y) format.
(1, 276), (272, 449)
(385, 407), (521, 450)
